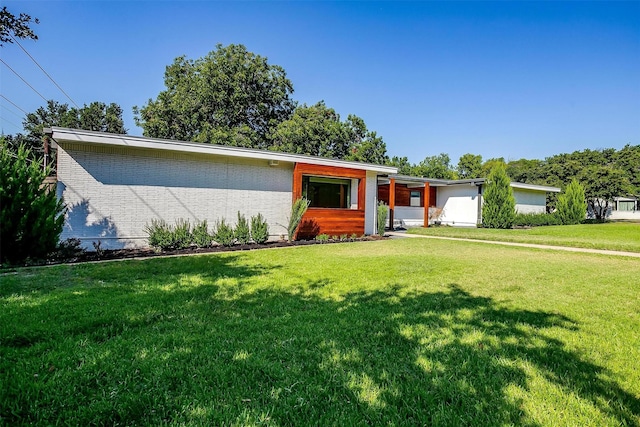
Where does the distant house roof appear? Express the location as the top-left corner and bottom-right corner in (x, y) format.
(379, 174), (561, 193)
(46, 127), (398, 174)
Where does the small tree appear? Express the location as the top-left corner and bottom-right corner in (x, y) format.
(377, 201), (388, 236)
(0, 143), (65, 264)
(213, 219), (235, 247)
(287, 197), (310, 242)
(556, 179), (586, 225)
(482, 164), (516, 229)
(234, 212), (251, 245)
(250, 213), (270, 244)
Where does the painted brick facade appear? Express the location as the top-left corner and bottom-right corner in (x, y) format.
(57, 143), (293, 249)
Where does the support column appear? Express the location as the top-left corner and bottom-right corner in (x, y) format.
(424, 182), (430, 228)
(389, 178), (395, 230)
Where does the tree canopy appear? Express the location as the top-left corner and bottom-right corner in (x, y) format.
(4, 100), (126, 162)
(456, 153), (483, 179)
(0, 6), (39, 45)
(134, 44), (296, 149)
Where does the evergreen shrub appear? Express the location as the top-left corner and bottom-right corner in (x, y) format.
(250, 214), (270, 244)
(234, 212), (251, 245)
(0, 144), (66, 264)
(214, 219), (235, 247)
(482, 165), (516, 229)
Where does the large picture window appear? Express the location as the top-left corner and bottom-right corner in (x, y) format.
(303, 176), (351, 208)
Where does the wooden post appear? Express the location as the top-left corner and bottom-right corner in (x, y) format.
(424, 182), (430, 228)
(389, 178), (395, 230)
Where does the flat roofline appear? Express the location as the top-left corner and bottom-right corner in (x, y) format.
(380, 174), (561, 192)
(47, 127), (398, 174)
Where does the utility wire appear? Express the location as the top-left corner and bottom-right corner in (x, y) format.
(0, 101), (24, 119)
(0, 116), (21, 130)
(0, 94), (29, 115)
(10, 35), (79, 108)
(0, 58), (49, 103)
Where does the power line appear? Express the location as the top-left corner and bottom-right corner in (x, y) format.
(0, 58), (49, 103)
(0, 101), (24, 119)
(0, 94), (29, 115)
(0, 116), (21, 130)
(10, 35), (79, 108)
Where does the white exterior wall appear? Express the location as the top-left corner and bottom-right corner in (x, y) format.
(513, 188), (547, 214)
(57, 143), (293, 249)
(394, 206), (424, 227)
(438, 185), (480, 227)
(364, 171), (378, 235)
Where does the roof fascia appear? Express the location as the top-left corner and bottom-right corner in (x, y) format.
(48, 127), (397, 174)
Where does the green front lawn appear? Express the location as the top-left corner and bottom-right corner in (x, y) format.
(1, 239), (639, 426)
(408, 222), (640, 253)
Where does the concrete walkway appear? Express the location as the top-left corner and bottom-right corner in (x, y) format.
(386, 231), (640, 258)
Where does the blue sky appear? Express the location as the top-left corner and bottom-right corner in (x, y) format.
(2, 1), (639, 164)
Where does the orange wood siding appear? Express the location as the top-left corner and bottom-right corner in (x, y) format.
(293, 163), (367, 238)
(378, 184), (427, 207)
(429, 186), (437, 207)
(379, 183), (437, 207)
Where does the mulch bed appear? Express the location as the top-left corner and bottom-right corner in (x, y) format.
(5, 236), (386, 269)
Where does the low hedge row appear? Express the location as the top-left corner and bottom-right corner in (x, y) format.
(145, 213), (270, 251)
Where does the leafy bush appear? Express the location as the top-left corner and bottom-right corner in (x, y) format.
(288, 197), (310, 241)
(350, 233), (358, 240)
(250, 213), (270, 244)
(0, 143), (66, 264)
(482, 165), (516, 229)
(556, 179), (587, 225)
(214, 219), (235, 247)
(234, 212), (251, 245)
(172, 219), (193, 249)
(377, 201), (388, 236)
(513, 212), (561, 227)
(316, 234), (329, 243)
(192, 220), (213, 248)
(145, 219), (174, 250)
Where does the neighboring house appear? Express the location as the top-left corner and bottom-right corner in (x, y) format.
(610, 197), (640, 220)
(588, 197), (640, 220)
(377, 175), (560, 228)
(49, 127), (396, 249)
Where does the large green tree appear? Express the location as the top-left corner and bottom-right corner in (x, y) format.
(268, 101), (387, 164)
(579, 166), (632, 220)
(7, 100), (127, 166)
(0, 6), (38, 45)
(456, 153), (483, 179)
(482, 164), (516, 229)
(134, 44), (295, 149)
(386, 156), (414, 176)
(269, 102), (350, 158)
(414, 153), (457, 179)
(0, 141), (65, 264)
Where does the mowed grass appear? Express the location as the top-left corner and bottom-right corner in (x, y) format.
(408, 221), (640, 253)
(1, 239), (639, 426)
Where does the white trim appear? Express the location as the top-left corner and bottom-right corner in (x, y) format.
(48, 127), (397, 174)
(510, 182), (561, 193)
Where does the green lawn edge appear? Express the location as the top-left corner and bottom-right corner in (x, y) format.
(407, 222), (640, 253)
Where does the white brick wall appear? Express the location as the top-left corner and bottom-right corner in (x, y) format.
(57, 143), (293, 249)
(513, 188), (547, 214)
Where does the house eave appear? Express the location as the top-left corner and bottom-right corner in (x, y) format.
(47, 127), (398, 174)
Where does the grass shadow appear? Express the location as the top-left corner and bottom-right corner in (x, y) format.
(1, 262), (638, 425)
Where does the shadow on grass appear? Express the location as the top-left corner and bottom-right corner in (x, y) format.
(1, 258), (638, 426)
